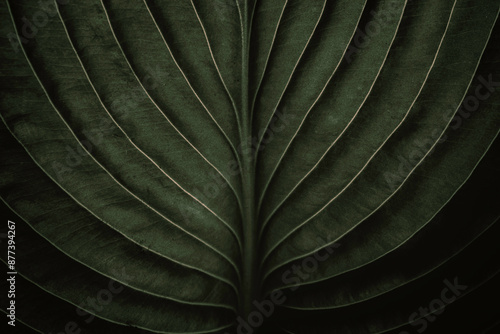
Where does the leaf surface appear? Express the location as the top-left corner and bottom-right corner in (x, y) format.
(1, 0), (499, 333)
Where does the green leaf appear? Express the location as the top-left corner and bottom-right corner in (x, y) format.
(1, 0), (499, 333)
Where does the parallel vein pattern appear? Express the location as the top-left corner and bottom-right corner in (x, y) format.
(1, 0), (499, 333)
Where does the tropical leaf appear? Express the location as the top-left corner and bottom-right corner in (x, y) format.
(1, 0), (499, 333)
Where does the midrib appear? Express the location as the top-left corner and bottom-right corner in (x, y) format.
(239, 0), (259, 319)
